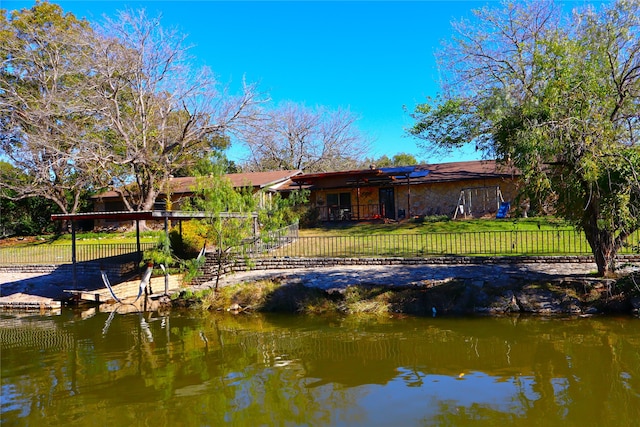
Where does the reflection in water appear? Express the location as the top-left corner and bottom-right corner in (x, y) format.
(1, 311), (639, 426)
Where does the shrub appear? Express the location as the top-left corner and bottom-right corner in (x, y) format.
(169, 221), (205, 259)
(181, 257), (205, 284)
(142, 234), (175, 267)
(201, 280), (282, 311)
(299, 206), (321, 228)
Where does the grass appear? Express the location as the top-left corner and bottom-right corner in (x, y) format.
(184, 280), (383, 315)
(264, 217), (598, 257)
(1, 217), (572, 244)
(49, 230), (161, 244)
(0, 230), (161, 247)
(300, 216), (573, 237)
(5, 216), (640, 262)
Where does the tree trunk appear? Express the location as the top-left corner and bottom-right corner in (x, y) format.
(591, 238), (617, 277)
(583, 221), (618, 277)
(214, 249), (223, 292)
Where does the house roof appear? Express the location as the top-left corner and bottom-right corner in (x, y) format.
(92, 169), (303, 199)
(410, 160), (516, 183)
(52, 210), (258, 222)
(225, 169), (303, 189)
(290, 160), (517, 189)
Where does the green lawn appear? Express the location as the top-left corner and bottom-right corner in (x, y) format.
(254, 217), (600, 258)
(4, 217), (573, 245)
(0, 231), (161, 264)
(300, 217), (574, 237)
(5, 217), (638, 263)
(3, 230), (162, 247)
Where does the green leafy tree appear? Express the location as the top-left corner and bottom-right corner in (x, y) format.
(184, 168), (307, 290)
(0, 2), (101, 215)
(0, 193), (60, 237)
(364, 152), (419, 168)
(408, 0), (640, 276)
(185, 169), (258, 291)
(172, 148), (241, 177)
(0, 162), (62, 236)
(258, 190), (309, 232)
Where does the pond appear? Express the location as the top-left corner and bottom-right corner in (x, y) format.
(1, 308), (639, 426)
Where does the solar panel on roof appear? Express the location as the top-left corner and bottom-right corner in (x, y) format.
(380, 166), (416, 174)
(408, 170), (429, 178)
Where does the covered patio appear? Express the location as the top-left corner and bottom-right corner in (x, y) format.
(51, 210), (259, 290)
(291, 166), (429, 221)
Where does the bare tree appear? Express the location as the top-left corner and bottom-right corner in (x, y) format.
(88, 9), (264, 212)
(0, 2), (102, 215)
(241, 102), (369, 172)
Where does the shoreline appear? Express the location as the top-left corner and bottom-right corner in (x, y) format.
(2, 261), (640, 316)
(188, 262), (640, 316)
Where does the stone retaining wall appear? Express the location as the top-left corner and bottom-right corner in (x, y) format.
(7, 254), (640, 285)
(194, 254), (640, 283)
(0, 260), (138, 280)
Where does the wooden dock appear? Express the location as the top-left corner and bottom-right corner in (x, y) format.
(1, 274), (183, 310)
(66, 274), (184, 304)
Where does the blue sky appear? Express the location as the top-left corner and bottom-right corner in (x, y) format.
(4, 1), (507, 164)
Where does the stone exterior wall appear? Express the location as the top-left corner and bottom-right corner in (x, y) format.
(311, 177), (521, 220)
(393, 177), (520, 218)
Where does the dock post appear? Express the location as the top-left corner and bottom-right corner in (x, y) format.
(72, 220), (77, 290)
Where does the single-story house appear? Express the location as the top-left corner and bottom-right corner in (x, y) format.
(289, 160), (520, 221)
(91, 169), (302, 229)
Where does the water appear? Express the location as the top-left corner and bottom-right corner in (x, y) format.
(1, 308), (639, 426)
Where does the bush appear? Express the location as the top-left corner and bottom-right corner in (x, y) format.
(181, 256), (205, 285)
(299, 206), (321, 228)
(142, 234), (175, 267)
(201, 280), (282, 311)
(420, 215), (450, 223)
(169, 221), (205, 259)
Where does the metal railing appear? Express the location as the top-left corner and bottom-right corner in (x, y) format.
(243, 222), (300, 254)
(242, 228), (640, 259)
(318, 204), (384, 221)
(3, 229), (640, 266)
(0, 242), (157, 265)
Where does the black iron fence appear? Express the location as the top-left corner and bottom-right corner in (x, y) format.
(0, 242), (157, 265)
(4, 229), (640, 265)
(242, 228), (640, 258)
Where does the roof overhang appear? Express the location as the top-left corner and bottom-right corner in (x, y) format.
(291, 169), (390, 187)
(51, 210), (258, 222)
(290, 167), (430, 188)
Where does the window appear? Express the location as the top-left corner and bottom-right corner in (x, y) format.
(327, 192), (351, 208)
(327, 192), (352, 220)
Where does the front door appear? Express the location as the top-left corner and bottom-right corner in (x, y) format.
(379, 188), (395, 219)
